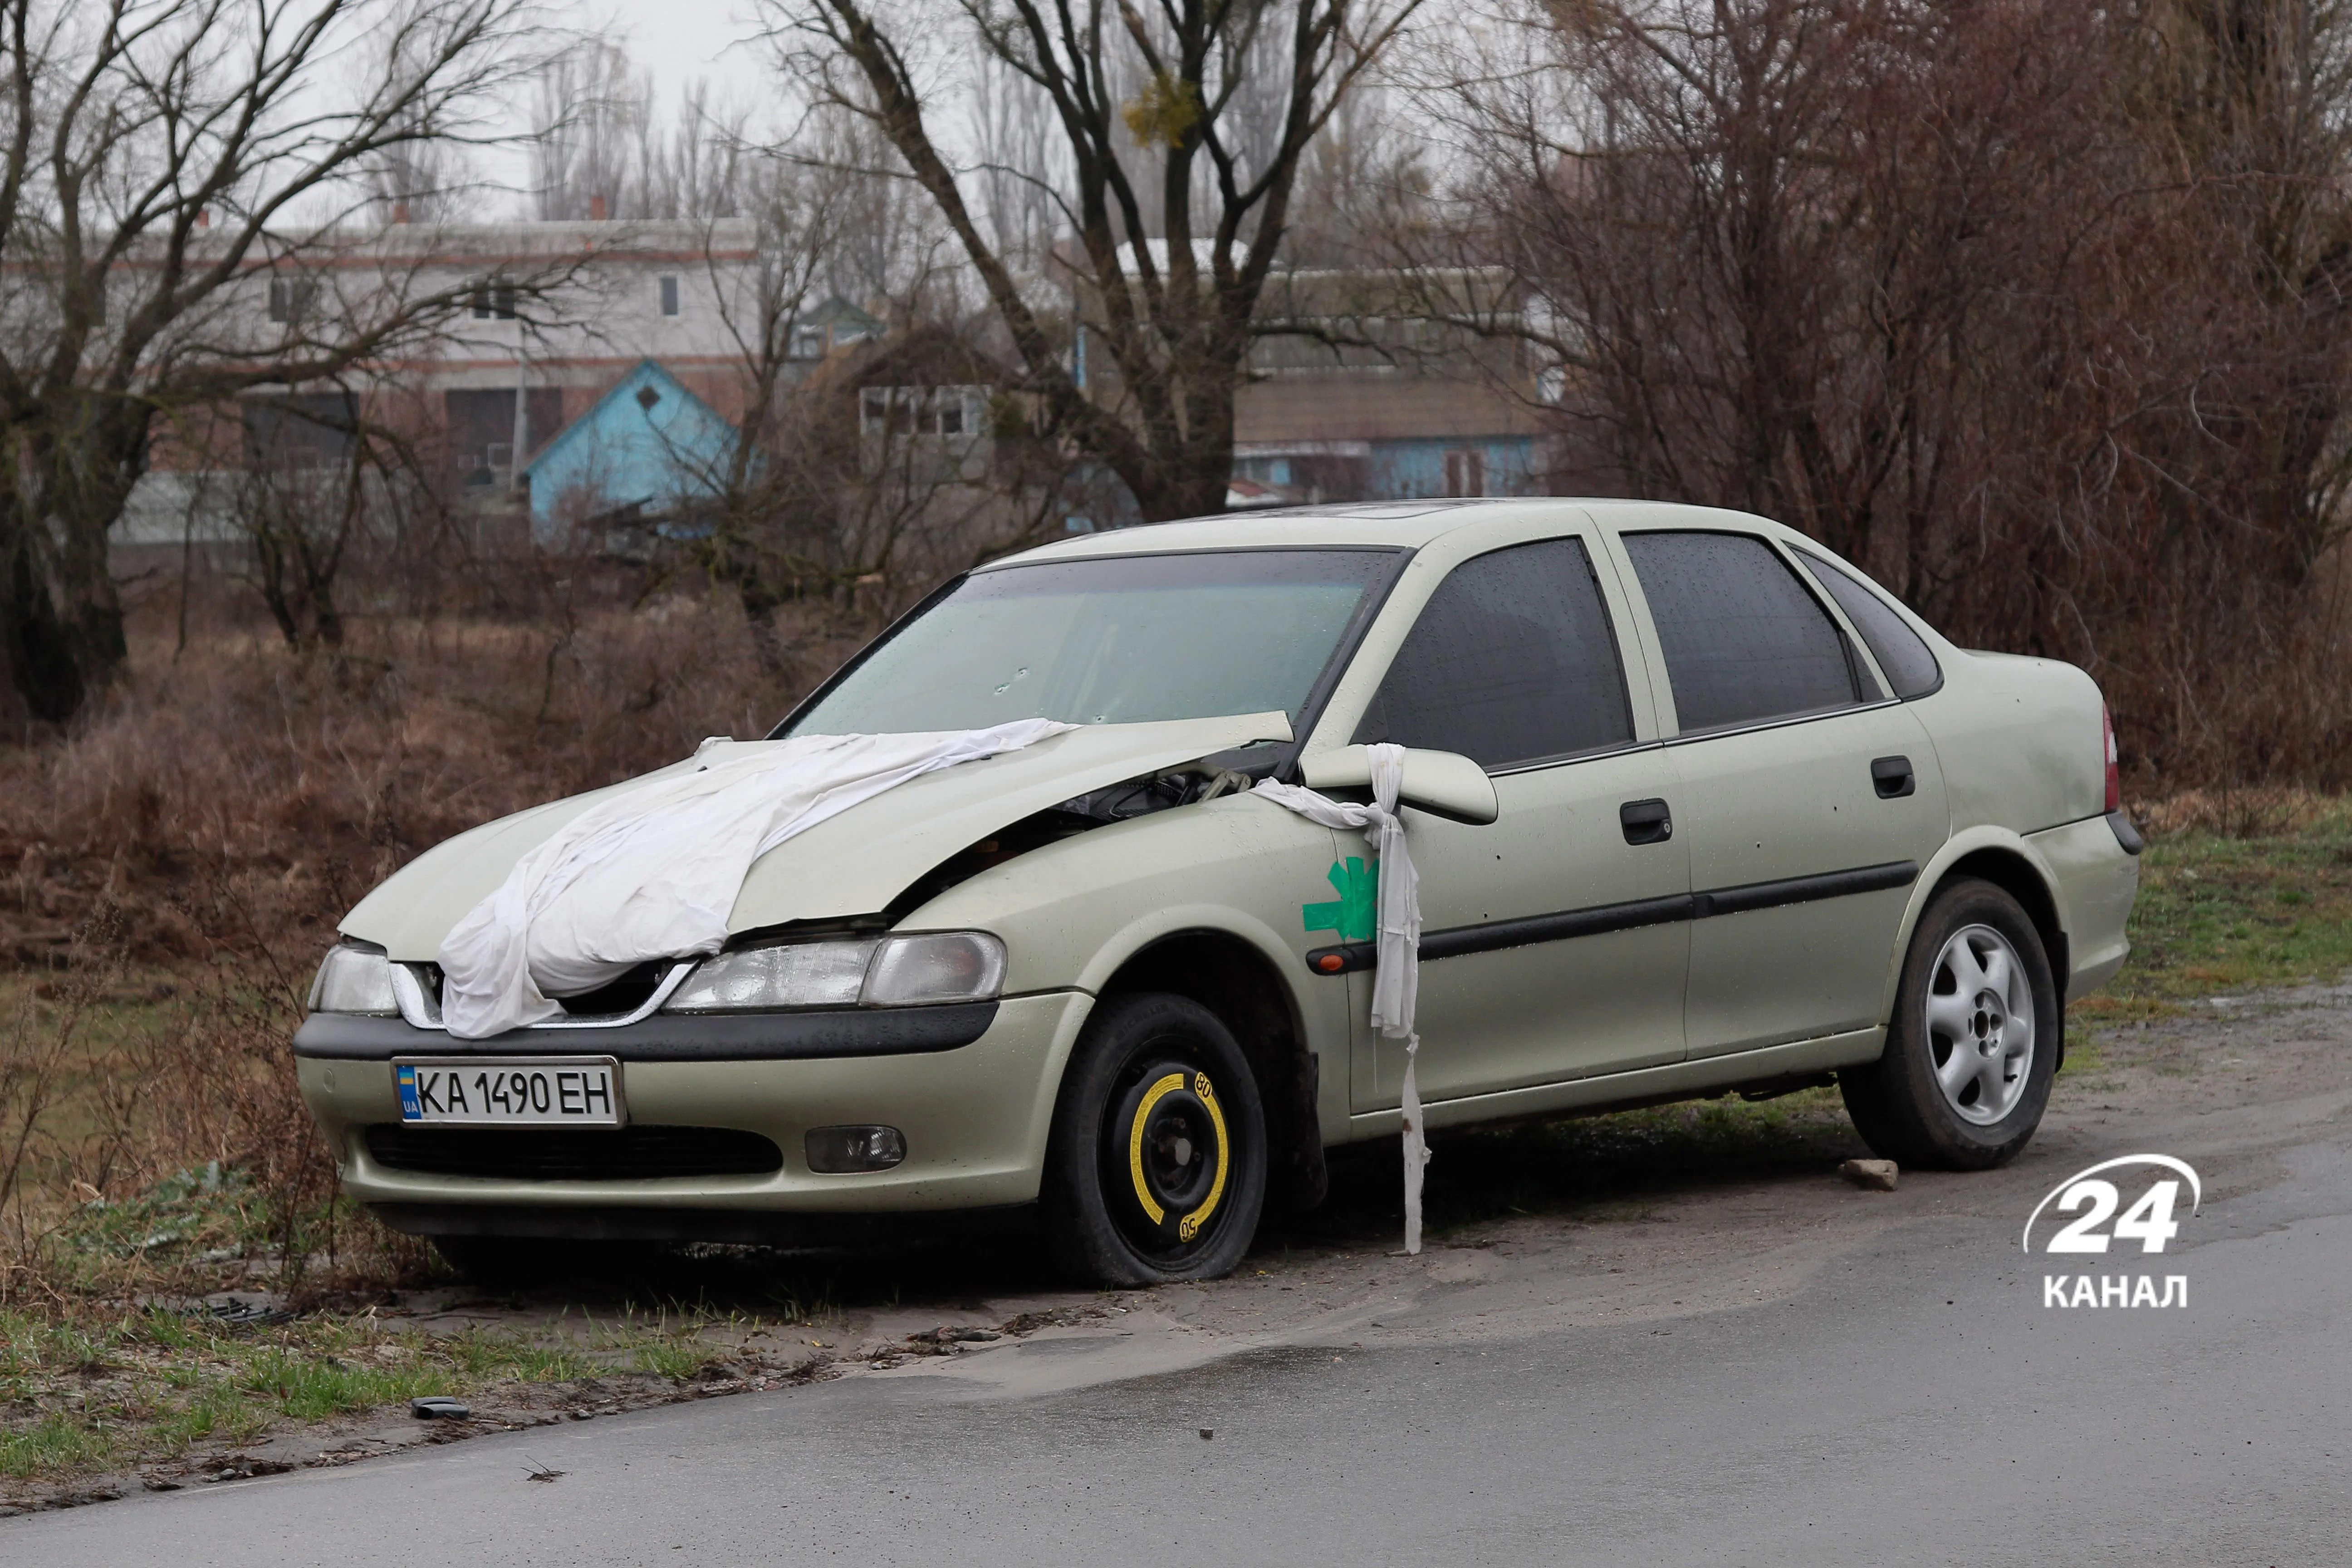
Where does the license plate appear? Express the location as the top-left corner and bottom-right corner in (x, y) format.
(393, 1057), (625, 1127)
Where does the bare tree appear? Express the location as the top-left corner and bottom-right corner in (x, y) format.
(973, 49), (1062, 269)
(658, 81), (750, 222)
(1450, 0), (2352, 782)
(529, 34), (654, 219)
(0, 0), (555, 724)
(530, 38), (758, 223)
(367, 101), (474, 224)
(655, 121), (1063, 673)
(762, 0), (1425, 520)
(233, 382), (470, 648)
(1281, 76), (1432, 267)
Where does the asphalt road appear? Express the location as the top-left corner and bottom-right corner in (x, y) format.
(14, 998), (2352, 1566)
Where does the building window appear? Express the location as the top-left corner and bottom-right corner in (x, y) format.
(244, 392), (357, 470)
(859, 386), (988, 438)
(266, 275), (318, 324)
(470, 279), (517, 320)
(659, 275), (680, 317)
(445, 387), (563, 485)
(1444, 448), (1486, 499)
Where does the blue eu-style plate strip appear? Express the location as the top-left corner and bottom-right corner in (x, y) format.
(397, 1064), (421, 1122)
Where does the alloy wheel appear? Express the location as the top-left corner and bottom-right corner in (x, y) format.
(1923, 923), (2035, 1125)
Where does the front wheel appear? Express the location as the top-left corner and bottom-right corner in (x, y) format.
(1841, 877), (2059, 1170)
(1042, 993), (1268, 1286)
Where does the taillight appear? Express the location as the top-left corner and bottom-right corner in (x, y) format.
(2101, 703), (2121, 813)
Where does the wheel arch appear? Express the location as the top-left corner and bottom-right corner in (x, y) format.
(1093, 927), (1328, 1214)
(1886, 828), (2071, 1067)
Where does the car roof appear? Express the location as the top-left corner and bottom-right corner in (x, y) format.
(990, 497), (1792, 566)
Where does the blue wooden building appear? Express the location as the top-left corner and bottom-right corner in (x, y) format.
(520, 359), (739, 541)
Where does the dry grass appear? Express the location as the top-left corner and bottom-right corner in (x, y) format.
(0, 585), (869, 1307)
(0, 583), (881, 1493)
(2127, 784), (2337, 840)
(0, 592), (859, 970)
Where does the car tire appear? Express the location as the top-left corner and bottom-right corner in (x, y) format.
(1841, 877), (2059, 1171)
(1042, 992), (1268, 1287)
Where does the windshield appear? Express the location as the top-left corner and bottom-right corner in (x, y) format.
(784, 549), (1397, 736)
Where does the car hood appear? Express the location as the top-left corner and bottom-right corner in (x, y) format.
(339, 711), (1294, 963)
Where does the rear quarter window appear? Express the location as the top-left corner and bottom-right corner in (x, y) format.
(1793, 549), (1944, 699)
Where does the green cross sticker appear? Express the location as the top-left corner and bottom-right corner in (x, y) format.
(1303, 857), (1377, 943)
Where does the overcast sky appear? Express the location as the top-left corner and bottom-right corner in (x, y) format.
(573, 0), (772, 106)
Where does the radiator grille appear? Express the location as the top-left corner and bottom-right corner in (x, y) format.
(364, 1124), (783, 1181)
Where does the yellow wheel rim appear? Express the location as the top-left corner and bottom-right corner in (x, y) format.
(1183, 1073), (1230, 1241)
(1127, 1072), (1185, 1225)
(1124, 1068), (1231, 1243)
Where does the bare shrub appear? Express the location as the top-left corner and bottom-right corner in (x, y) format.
(2132, 785), (2331, 838)
(0, 591), (863, 966)
(0, 986), (79, 1290)
(0, 576), (875, 1304)
(0, 939), (423, 1309)
(1452, 0), (2352, 789)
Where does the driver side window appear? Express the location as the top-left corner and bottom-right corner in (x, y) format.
(1354, 536), (1633, 770)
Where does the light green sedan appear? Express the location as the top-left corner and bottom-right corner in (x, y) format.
(295, 500), (2141, 1285)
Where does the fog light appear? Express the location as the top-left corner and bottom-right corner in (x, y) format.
(805, 1125), (906, 1173)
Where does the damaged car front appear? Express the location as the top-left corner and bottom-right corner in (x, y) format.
(293, 542), (1406, 1283)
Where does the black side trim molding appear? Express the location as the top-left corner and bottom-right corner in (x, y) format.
(2106, 810), (2145, 856)
(1425, 892), (1693, 963)
(1303, 861), (1921, 975)
(1693, 859), (1921, 918)
(294, 1002), (1000, 1061)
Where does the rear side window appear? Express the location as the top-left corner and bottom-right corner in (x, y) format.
(1794, 549), (1943, 699)
(1355, 536), (1632, 769)
(1622, 531), (1860, 733)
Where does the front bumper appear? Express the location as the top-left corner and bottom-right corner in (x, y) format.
(296, 992), (1095, 1223)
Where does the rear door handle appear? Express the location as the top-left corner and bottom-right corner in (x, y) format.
(1872, 756), (1916, 799)
(1620, 798), (1672, 845)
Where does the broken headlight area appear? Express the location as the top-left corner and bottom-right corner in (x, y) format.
(663, 932), (1006, 1013)
(308, 942), (399, 1015)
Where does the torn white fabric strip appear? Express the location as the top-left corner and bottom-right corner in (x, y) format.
(438, 719), (1076, 1039)
(1251, 743), (1431, 1254)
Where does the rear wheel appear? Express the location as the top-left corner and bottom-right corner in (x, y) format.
(1842, 877), (2058, 1170)
(1043, 993), (1267, 1286)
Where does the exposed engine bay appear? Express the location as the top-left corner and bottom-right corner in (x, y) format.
(881, 743), (1286, 921)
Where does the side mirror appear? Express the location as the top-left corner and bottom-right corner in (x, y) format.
(1298, 745), (1499, 826)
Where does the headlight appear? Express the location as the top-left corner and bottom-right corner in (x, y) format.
(309, 944), (398, 1015)
(665, 939), (877, 1012)
(862, 932), (1006, 1006)
(665, 932), (1005, 1012)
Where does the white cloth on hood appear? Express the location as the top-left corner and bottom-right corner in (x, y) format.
(438, 719), (1076, 1039)
(1250, 743), (1432, 1253)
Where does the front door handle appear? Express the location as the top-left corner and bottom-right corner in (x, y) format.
(1872, 755), (1916, 799)
(1620, 798), (1672, 845)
